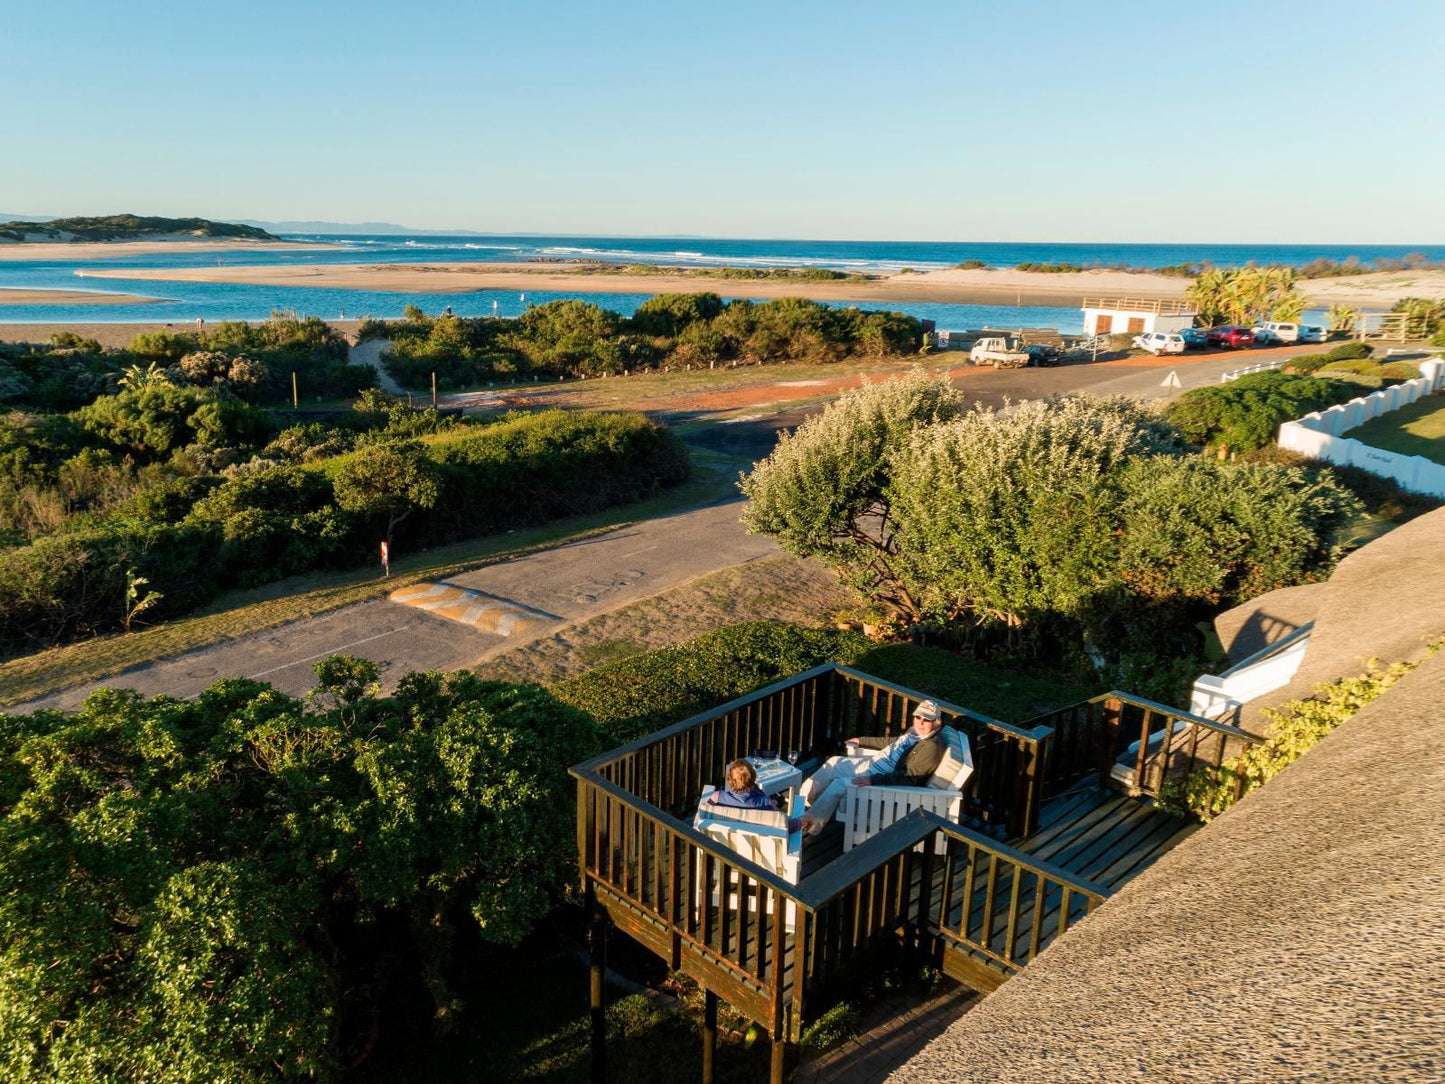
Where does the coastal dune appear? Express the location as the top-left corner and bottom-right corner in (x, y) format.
(77, 261), (1445, 308)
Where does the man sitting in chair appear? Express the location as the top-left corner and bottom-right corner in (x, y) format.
(799, 699), (950, 835)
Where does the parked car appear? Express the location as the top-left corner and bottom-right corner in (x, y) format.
(1253, 321), (1300, 344)
(1207, 325), (1255, 348)
(1297, 324), (1329, 343)
(1024, 343), (1061, 366)
(1179, 327), (1210, 349)
(1133, 331), (1187, 356)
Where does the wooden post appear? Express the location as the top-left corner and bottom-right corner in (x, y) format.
(291, 371), (298, 408)
(701, 990), (717, 1084)
(431, 371), (437, 409)
(770, 1034), (786, 1084)
(589, 913), (607, 1083)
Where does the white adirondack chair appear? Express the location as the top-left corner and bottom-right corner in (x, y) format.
(693, 787), (803, 927)
(839, 726), (974, 854)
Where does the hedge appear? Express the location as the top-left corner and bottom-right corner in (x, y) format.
(552, 621), (869, 744)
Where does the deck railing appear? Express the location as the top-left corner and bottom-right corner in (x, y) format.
(1025, 691), (1265, 802)
(571, 665), (1113, 1053)
(1081, 296), (1198, 316)
(574, 769), (1111, 1044)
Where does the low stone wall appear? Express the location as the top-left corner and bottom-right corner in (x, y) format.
(1278, 358), (1445, 497)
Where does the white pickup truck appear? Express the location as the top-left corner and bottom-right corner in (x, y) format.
(969, 336), (1031, 368)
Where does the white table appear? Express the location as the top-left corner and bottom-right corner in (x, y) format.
(748, 756), (803, 799)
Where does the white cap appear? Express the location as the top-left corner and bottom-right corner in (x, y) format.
(913, 700), (941, 722)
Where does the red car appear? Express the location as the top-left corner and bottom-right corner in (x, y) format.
(1207, 325), (1255, 348)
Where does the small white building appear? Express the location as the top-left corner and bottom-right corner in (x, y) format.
(1081, 296), (1197, 337)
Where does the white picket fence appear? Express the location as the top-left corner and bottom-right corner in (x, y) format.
(1221, 359), (1286, 382)
(1277, 359), (1445, 497)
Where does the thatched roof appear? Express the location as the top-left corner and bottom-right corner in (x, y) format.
(1231, 506), (1445, 733)
(888, 515), (1445, 1084)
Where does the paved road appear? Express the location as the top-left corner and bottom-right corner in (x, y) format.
(12, 500), (778, 713)
(8, 344), (1311, 714)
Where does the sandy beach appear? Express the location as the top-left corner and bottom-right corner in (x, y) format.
(0, 287), (162, 306)
(0, 238), (335, 262)
(76, 262), (1445, 309)
(80, 262), (1193, 308)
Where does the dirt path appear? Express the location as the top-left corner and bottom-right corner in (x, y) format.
(349, 337), (406, 395)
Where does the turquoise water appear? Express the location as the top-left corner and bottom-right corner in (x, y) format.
(2, 235), (1438, 329)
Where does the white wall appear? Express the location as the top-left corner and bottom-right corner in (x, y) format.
(1083, 309), (1197, 336)
(1191, 634), (1311, 720)
(1277, 359), (1445, 497)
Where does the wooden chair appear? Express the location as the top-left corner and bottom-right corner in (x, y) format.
(693, 787), (803, 927)
(839, 727), (975, 854)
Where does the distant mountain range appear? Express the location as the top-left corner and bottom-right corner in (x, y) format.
(240, 219), (488, 237)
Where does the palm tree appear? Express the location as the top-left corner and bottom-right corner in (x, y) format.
(1328, 304), (1358, 333)
(117, 361), (170, 391)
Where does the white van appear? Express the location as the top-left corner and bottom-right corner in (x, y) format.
(1133, 331), (1186, 355)
(1253, 321), (1300, 344)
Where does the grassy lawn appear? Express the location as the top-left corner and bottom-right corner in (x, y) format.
(480, 555), (854, 687)
(0, 461), (740, 709)
(1348, 395), (1445, 464)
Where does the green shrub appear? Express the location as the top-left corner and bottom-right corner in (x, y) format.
(1325, 341), (1373, 362)
(1284, 353), (1331, 373)
(1316, 369), (1382, 390)
(1376, 361), (1421, 383)
(1316, 359), (1375, 375)
(1164, 371), (1361, 451)
(1159, 652), (1429, 821)
(552, 621), (869, 744)
(851, 643), (1099, 723)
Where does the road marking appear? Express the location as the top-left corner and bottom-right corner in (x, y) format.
(388, 582), (558, 635)
(246, 625), (414, 680)
(619, 545), (658, 559)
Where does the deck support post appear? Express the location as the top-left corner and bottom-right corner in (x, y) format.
(701, 990), (717, 1084)
(589, 912), (607, 1084)
(770, 1033), (787, 1084)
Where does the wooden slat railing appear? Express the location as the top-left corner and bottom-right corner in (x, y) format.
(574, 769), (1112, 1039)
(1025, 691), (1265, 803)
(829, 666), (1050, 837)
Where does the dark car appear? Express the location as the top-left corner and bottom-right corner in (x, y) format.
(1207, 325), (1255, 348)
(1025, 343), (1061, 366)
(1179, 327), (1210, 349)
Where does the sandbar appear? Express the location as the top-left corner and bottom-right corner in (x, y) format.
(0, 287), (162, 306)
(77, 262), (1445, 309)
(0, 238), (336, 262)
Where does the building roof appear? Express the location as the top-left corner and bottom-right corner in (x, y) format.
(1231, 506), (1445, 733)
(888, 644), (1445, 1083)
(888, 509), (1445, 1084)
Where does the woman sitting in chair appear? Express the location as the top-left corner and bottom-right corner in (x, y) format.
(707, 759), (804, 831)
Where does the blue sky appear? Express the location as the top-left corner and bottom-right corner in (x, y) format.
(4, 0), (1443, 242)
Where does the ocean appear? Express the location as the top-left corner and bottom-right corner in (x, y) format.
(2, 235), (1439, 329)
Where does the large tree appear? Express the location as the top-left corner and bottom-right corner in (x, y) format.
(740, 373), (1359, 652)
(332, 439), (441, 548)
(0, 661), (603, 1082)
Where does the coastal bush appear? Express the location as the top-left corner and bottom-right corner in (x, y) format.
(1283, 353), (1330, 373)
(1187, 267), (1304, 327)
(629, 292), (724, 337)
(0, 411), (690, 655)
(0, 661), (605, 1081)
(552, 621), (869, 744)
(741, 372), (1360, 677)
(1325, 341), (1373, 362)
(956, 259), (986, 270)
(1164, 371), (1361, 451)
(1376, 361), (1421, 383)
(362, 295), (923, 387)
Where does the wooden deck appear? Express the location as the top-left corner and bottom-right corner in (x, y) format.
(572, 664), (1257, 1083)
